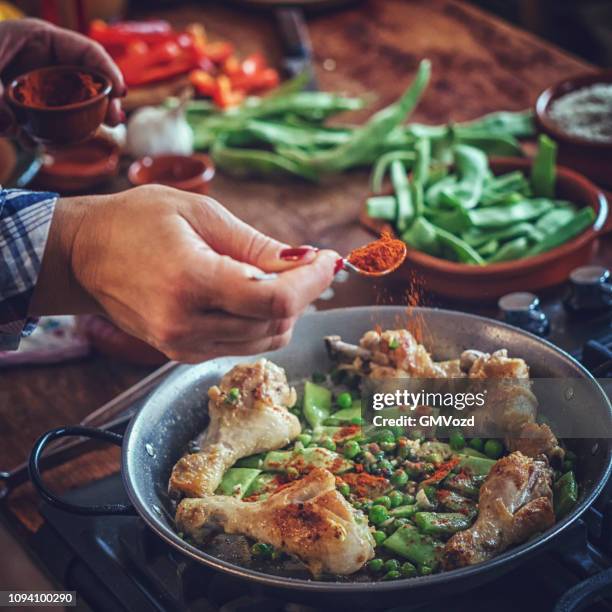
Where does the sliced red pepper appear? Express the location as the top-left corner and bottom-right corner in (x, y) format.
(230, 67), (279, 94)
(241, 53), (267, 75)
(203, 41), (234, 64)
(213, 75), (244, 108)
(89, 19), (175, 45)
(190, 70), (217, 97)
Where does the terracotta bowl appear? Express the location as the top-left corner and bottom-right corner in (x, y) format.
(35, 135), (119, 193)
(535, 70), (612, 189)
(6, 65), (111, 144)
(360, 157), (610, 301)
(128, 153), (215, 194)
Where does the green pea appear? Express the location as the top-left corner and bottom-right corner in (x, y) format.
(382, 570), (401, 581)
(373, 495), (392, 509)
(391, 469), (409, 487)
(338, 483), (350, 497)
(319, 437), (336, 451)
(371, 429), (395, 444)
(350, 416), (365, 425)
(377, 459), (393, 474)
(373, 530), (387, 546)
(402, 493), (416, 505)
(389, 490), (404, 508)
(380, 440), (396, 452)
(388, 337), (400, 350)
(449, 430), (466, 450)
(369, 504), (389, 525)
(484, 439), (504, 459)
(401, 561), (417, 577)
(384, 559), (400, 572)
(296, 433), (312, 446)
(344, 440), (361, 459)
(418, 564), (434, 576)
(311, 372), (326, 383)
(337, 391), (353, 409)
(251, 542), (273, 558)
(368, 558), (384, 573)
(227, 387), (240, 403)
(469, 438), (484, 452)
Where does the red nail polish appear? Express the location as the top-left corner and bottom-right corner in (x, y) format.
(334, 258), (345, 275)
(280, 247), (316, 261)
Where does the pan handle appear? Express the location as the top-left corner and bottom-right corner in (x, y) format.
(554, 567), (612, 611)
(29, 426), (136, 516)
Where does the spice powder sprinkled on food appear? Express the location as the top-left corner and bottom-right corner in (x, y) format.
(347, 230), (406, 274)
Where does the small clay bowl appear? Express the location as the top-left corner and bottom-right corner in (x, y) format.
(6, 65), (112, 144)
(535, 70), (612, 189)
(361, 158), (610, 301)
(128, 153), (215, 194)
(35, 135), (119, 193)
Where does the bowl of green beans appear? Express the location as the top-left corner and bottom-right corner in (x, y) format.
(362, 139), (608, 300)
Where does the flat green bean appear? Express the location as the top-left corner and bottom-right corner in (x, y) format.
(392, 160), (414, 231)
(462, 222), (544, 247)
(371, 151), (416, 193)
(367, 195), (397, 220)
(486, 236), (529, 263)
(525, 207), (596, 257)
(465, 198), (553, 228)
(531, 134), (557, 198)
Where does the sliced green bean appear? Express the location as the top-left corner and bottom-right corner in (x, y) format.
(366, 195), (397, 220)
(413, 512), (472, 537)
(401, 217), (440, 256)
(432, 224), (485, 264)
(392, 160), (415, 231)
(534, 207), (576, 234)
(525, 207), (595, 257)
(462, 222), (544, 247)
(370, 151), (416, 193)
(465, 198), (553, 228)
(531, 134), (557, 198)
(486, 236), (529, 263)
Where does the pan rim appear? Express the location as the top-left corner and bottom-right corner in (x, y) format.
(122, 305), (612, 593)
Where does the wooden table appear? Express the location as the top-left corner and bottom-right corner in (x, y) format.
(1, 0), (608, 536)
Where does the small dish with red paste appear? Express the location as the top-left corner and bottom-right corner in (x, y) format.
(7, 66), (112, 144)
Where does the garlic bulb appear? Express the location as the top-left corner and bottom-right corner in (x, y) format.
(127, 103), (194, 158)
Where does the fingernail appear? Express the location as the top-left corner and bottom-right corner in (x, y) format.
(279, 246), (317, 261)
(334, 258), (345, 275)
(120, 85), (128, 97)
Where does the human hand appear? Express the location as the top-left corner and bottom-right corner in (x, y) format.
(0, 18), (125, 132)
(31, 185), (338, 362)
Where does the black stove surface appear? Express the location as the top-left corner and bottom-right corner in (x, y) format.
(27, 282), (612, 612)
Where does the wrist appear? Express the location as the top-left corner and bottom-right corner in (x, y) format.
(29, 194), (104, 316)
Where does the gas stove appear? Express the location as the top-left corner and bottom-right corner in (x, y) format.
(24, 265), (612, 612)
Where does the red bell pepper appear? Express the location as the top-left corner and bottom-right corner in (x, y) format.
(89, 19), (175, 46)
(213, 75), (245, 108)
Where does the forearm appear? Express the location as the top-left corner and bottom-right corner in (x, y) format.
(29, 195), (102, 317)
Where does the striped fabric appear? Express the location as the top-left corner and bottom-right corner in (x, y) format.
(0, 188), (58, 349)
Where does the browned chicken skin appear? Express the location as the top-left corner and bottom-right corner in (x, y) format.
(169, 359), (300, 498)
(176, 468), (375, 576)
(443, 452), (555, 569)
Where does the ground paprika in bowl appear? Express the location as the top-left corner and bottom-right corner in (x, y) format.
(7, 66), (112, 144)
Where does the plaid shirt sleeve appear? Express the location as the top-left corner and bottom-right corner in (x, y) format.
(0, 188), (58, 350)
